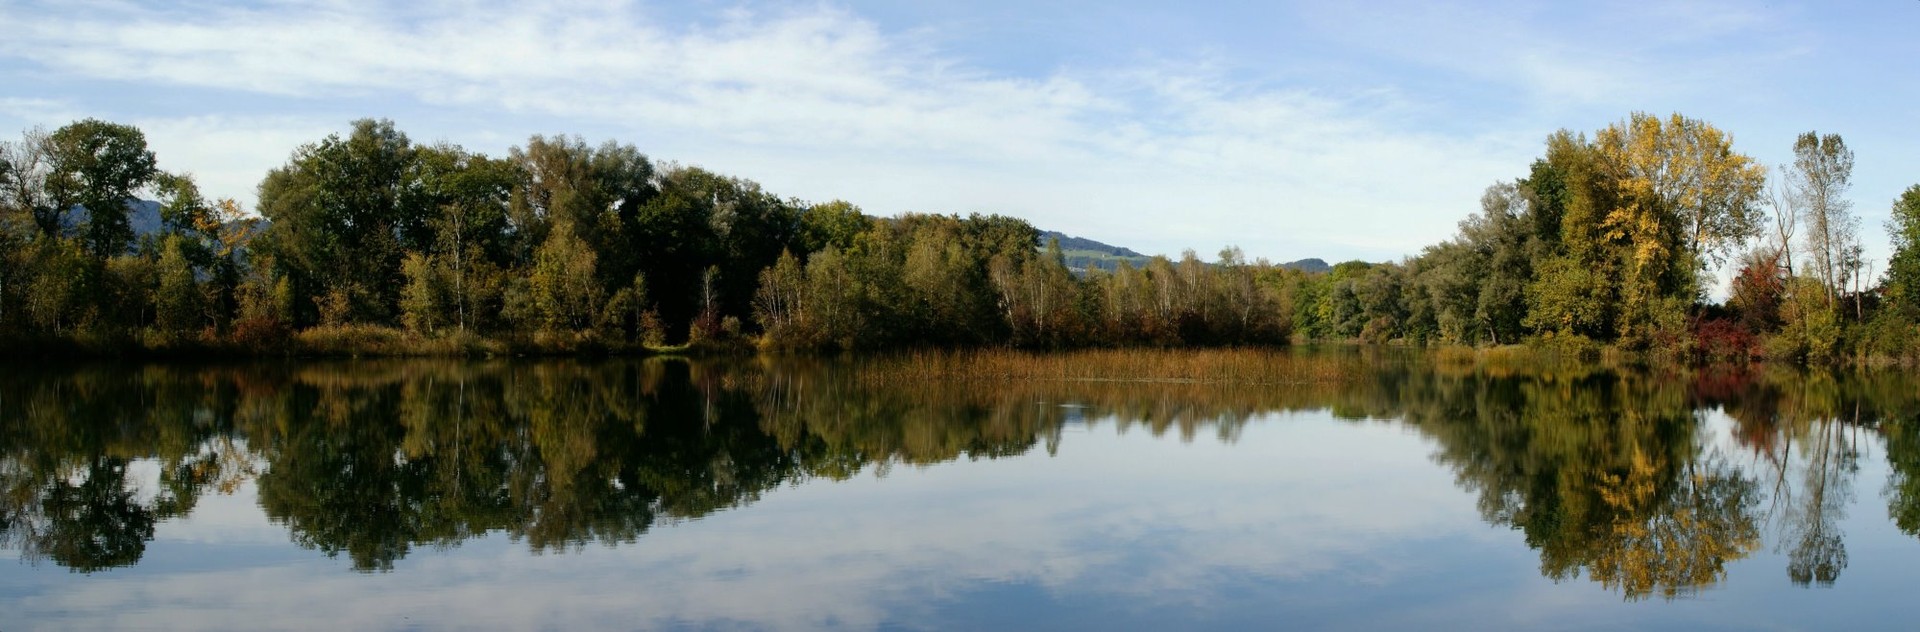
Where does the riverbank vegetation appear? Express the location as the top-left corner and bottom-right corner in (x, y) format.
(1270, 115), (1920, 364)
(1, 113), (1915, 362)
(0, 119), (1286, 357)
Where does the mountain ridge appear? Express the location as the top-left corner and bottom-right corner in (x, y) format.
(1039, 230), (1328, 274)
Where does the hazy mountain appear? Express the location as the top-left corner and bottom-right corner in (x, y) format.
(1280, 258), (1330, 273)
(1039, 230), (1327, 275)
(1039, 230), (1150, 273)
(1040, 230), (1146, 258)
(57, 199), (164, 236)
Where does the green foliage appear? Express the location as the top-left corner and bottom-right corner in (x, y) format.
(1853, 305), (1920, 362)
(7, 112), (1912, 362)
(46, 119), (158, 258)
(752, 250), (807, 346)
(153, 172), (212, 237)
(22, 238), (95, 333)
(802, 246), (860, 349)
(257, 118), (420, 326)
(1886, 185), (1920, 311)
(800, 200), (870, 253)
(400, 252), (455, 335)
(529, 225), (604, 332)
(509, 135), (655, 295)
(599, 273), (652, 343)
(98, 254), (155, 335)
(153, 235), (203, 336)
(1279, 268), (1329, 340)
(1525, 255), (1613, 338)
(1767, 277), (1843, 362)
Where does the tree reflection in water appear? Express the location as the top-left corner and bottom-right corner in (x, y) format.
(0, 351), (1914, 599)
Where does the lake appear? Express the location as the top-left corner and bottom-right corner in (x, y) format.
(2, 350), (1918, 631)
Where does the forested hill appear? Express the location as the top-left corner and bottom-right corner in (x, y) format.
(1279, 258), (1330, 273)
(1041, 230), (1150, 273)
(1040, 231), (1147, 258)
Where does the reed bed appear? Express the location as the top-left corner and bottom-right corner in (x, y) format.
(854, 347), (1360, 386)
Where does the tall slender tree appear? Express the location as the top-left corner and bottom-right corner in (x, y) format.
(1783, 132), (1856, 306)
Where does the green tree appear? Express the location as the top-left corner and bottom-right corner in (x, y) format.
(399, 252), (454, 335)
(1467, 182), (1536, 344)
(600, 273), (653, 343)
(99, 254), (157, 334)
(153, 234), (203, 336)
(509, 136), (656, 318)
(45, 119), (159, 258)
(22, 238), (94, 333)
(416, 145), (519, 333)
(1417, 228), (1486, 343)
(1884, 185), (1920, 311)
(803, 246), (859, 348)
(256, 119), (422, 326)
(753, 250), (807, 345)
(800, 200), (870, 253)
(530, 224), (603, 332)
(153, 171), (213, 238)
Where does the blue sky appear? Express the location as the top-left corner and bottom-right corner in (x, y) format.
(2, 0), (1915, 272)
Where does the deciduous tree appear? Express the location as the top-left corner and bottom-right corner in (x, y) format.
(1783, 132), (1856, 306)
(46, 119), (158, 258)
(1883, 185), (1920, 311)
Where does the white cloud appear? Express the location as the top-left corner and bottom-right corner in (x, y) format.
(5, 0), (1860, 265)
(0, 0), (1551, 260)
(134, 116), (339, 206)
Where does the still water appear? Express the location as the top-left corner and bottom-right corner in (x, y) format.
(2, 350), (1918, 630)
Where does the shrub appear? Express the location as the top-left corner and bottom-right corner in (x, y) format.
(1690, 317), (1756, 363)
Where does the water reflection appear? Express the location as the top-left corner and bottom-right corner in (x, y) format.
(1, 353), (1917, 601)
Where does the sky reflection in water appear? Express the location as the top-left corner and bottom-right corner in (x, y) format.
(1, 354), (1917, 630)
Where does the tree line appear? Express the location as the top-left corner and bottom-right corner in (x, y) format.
(2, 112), (1916, 360)
(0, 118), (1288, 354)
(1268, 113), (1920, 362)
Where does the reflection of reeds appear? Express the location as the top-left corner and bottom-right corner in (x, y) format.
(1427, 344), (1622, 380)
(854, 348), (1360, 385)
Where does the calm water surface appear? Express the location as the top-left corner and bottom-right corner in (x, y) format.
(3, 351), (1918, 630)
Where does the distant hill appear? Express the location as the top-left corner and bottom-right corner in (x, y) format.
(128, 200), (164, 236)
(1039, 230), (1151, 274)
(1280, 258), (1330, 273)
(61, 199), (266, 253)
(58, 199), (164, 236)
(1038, 230), (1330, 275)
(1040, 230), (1145, 258)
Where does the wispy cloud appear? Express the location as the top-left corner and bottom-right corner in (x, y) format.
(0, 0), (1811, 262)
